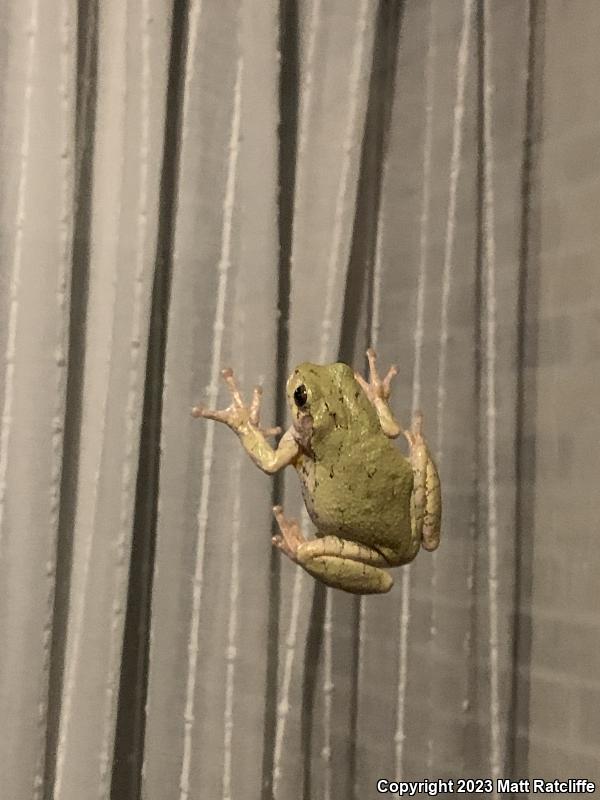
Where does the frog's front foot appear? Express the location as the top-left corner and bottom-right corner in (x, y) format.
(404, 411), (442, 552)
(192, 368), (281, 437)
(354, 348), (402, 438)
(354, 347), (398, 402)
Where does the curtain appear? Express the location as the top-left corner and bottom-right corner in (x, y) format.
(0, 1), (599, 798)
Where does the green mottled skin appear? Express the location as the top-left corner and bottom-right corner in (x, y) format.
(289, 362), (418, 565)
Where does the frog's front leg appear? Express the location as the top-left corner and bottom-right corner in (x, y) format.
(403, 412), (441, 552)
(192, 368), (300, 474)
(354, 347), (402, 438)
(272, 506), (394, 594)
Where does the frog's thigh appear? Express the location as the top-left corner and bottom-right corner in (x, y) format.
(422, 458), (441, 550)
(410, 444), (441, 552)
(296, 536), (393, 595)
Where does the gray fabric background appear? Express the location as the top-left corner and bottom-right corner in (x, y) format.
(0, 0), (598, 798)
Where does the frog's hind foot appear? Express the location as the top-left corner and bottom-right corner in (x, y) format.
(272, 505), (305, 561)
(402, 410), (424, 448)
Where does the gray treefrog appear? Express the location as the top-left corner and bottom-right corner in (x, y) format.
(192, 348), (441, 594)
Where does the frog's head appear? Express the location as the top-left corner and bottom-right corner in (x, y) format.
(286, 361), (379, 447)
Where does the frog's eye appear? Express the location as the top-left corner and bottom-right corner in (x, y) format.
(293, 384), (308, 408)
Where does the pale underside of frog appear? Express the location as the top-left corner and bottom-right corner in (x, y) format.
(192, 348), (441, 595)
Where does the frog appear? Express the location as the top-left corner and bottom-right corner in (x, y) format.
(192, 348), (441, 595)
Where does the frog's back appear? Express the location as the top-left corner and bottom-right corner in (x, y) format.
(297, 430), (413, 551)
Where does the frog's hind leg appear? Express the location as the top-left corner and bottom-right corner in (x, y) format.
(272, 506), (393, 595)
(403, 412), (441, 552)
